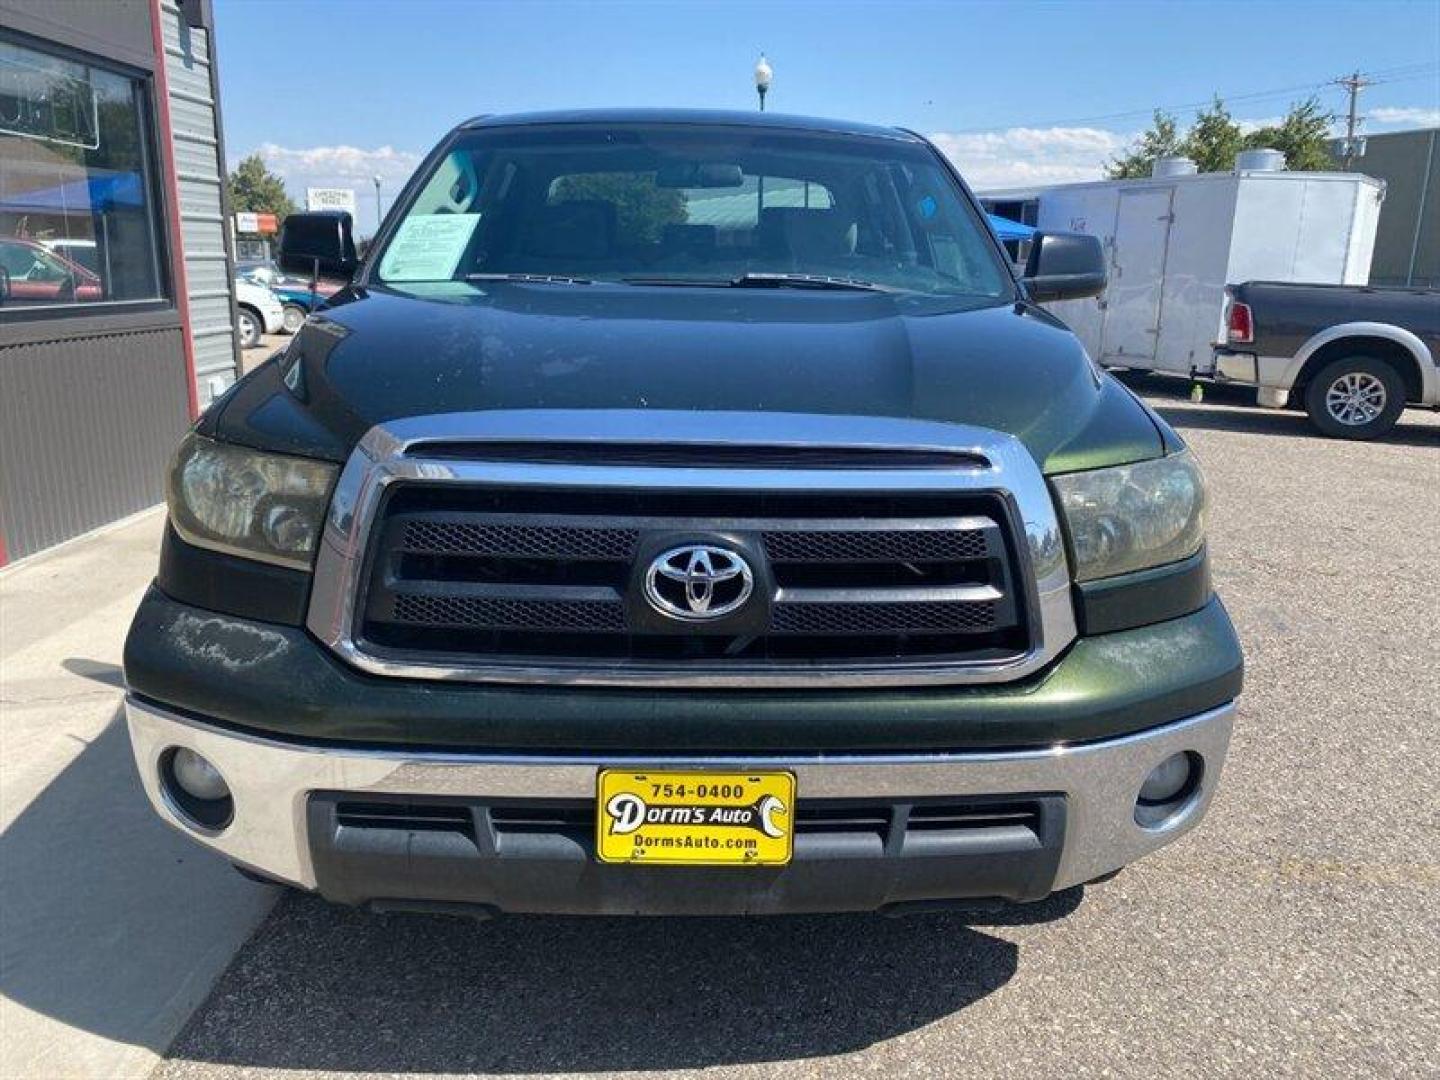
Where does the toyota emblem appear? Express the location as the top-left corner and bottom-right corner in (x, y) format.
(643, 544), (754, 621)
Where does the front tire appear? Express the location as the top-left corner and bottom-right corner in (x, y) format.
(281, 303), (307, 334)
(237, 306), (261, 349)
(1303, 356), (1405, 440)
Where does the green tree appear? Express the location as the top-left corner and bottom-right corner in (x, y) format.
(1106, 110), (1183, 179)
(1181, 97), (1245, 173)
(1242, 97), (1335, 172)
(551, 172), (685, 243)
(227, 153), (296, 220)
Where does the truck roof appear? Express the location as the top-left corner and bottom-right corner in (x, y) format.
(457, 107), (921, 143)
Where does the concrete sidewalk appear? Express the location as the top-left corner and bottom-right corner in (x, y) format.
(0, 510), (276, 1079)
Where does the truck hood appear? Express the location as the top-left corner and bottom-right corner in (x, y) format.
(211, 281), (1166, 474)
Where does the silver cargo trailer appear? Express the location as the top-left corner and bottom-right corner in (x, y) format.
(982, 159), (1384, 377)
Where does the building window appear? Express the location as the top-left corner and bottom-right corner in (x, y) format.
(0, 36), (165, 313)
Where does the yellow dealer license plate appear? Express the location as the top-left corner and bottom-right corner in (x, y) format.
(596, 770), (795, 866)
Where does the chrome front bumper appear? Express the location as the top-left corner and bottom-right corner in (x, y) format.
(125, 696), (1234, 903)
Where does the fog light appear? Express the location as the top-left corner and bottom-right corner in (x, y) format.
(161, 747), (234, 831)
(1134, 751), (1202, 828)
(1139, 752), (1193, 804)
(172, 748), (230, 801)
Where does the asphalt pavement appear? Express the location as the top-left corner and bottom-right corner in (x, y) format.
(148, 379), (1439, 1079)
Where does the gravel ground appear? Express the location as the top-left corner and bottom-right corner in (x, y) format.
(155, 379), (1439, 1080)
(240, 334), (289, 374)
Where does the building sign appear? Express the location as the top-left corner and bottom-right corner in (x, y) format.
(0, 51), (100, 149)
(234, 212), (279, 234)
(306, 187), (358, 215)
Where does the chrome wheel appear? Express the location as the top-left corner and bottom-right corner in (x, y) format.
(237, 309), (260, 349)
(281, 304), (307, 333)
(1324, 371), (1387, 426)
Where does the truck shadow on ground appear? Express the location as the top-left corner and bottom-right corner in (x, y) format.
(5, 677), (1078, 1074)
(166, 887), (1079, 1074)
(0, 710), (274, 1064)
(1115, 371), (1440, 448)
(1154, 402), (1440, 447)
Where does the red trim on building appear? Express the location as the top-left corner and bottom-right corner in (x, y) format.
(0, 524), (9, 568)
(148, 0), (201, 419)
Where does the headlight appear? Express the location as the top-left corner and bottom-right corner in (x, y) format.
(1051, 451), (1206, 582)
(167, 433), (338, 569)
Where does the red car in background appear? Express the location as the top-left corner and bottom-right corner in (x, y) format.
(0, 238), (103, 304)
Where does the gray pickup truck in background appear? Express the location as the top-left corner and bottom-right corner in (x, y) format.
(1214, 281), (1439, 439)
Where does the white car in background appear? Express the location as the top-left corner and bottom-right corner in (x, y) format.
(39, 238), (100, 275)
(234, 276), (285, 348)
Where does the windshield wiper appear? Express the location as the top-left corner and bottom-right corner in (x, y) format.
(622, 272), (898, 293)
(464, 272), (593, 285)
(730, 272), (897, 293)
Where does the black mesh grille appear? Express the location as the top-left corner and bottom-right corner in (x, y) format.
(401, 521), (639, 560)
(764, 528), (989, 563)
(360, 483), (1027, 669)
(772, 600), (998, 635)
(391, 594), (627, 632)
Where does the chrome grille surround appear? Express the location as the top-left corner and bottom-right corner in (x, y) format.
(307, 410), (1076, 687)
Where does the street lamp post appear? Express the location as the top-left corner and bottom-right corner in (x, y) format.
(754, 55), (772, 220)
(372, 174), (383, 232)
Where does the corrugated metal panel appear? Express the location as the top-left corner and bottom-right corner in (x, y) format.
(181, 220), (227, 254)
(162, 0), (239, 409)
(161, 7), (209, 54)
(188, 295), (234, 336)
(0, 329), (190, 559)
(186, 259), (230, 295)
(174, 136), (220, 177)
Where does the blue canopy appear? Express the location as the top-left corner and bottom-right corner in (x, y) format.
(986, 213), (1034, 241)
(0, 171), (145, 214)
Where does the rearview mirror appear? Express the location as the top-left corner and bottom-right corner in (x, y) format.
(1021, 231), (1106, 302)
(277, 211), (359, 281)
(655, 162), (745, 188)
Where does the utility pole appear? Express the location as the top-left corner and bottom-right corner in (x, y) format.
(1335, 70), (1371, 169)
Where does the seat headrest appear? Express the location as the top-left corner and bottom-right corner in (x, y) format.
(759, 208), (857, 259)
(662, 223), (718, 252)
(527, 200), (616, 259)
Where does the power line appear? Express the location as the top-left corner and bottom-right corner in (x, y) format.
(942, 63), (1438, 134)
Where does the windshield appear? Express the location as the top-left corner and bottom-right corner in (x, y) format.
(374, 124), (1012, 298)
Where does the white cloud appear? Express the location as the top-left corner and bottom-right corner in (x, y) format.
(1367, 106), (1440, 129)
(235, 142), (425, 205)
(1236, 116), (1284, 135)
(927, 126), (1133, 191)
(241, 104), (1437, 205)
(931, 101), (1438, 189)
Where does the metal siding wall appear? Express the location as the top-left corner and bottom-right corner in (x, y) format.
(1411, 131), (1438, 287)
(0, 329), (190, 559)
(1331, 128), (1440, 288)
(160, 0), (239, 405)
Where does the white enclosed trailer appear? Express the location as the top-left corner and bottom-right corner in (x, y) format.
(982, 165), (1384, 376)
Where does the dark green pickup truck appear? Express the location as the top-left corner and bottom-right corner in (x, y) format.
(123, 110), (1241, 917)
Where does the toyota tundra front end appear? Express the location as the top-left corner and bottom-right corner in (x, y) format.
(123, 110), (1242, 917)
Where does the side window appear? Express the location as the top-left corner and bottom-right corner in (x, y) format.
(0, 36), (166, 312)
(377, 151), (489, 282)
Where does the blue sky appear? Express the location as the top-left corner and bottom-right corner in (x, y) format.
(215, 0), (1440, 204)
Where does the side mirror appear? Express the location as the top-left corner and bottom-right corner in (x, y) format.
(277, 211), (359, 281)
(1021, 231), (1106, 302)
